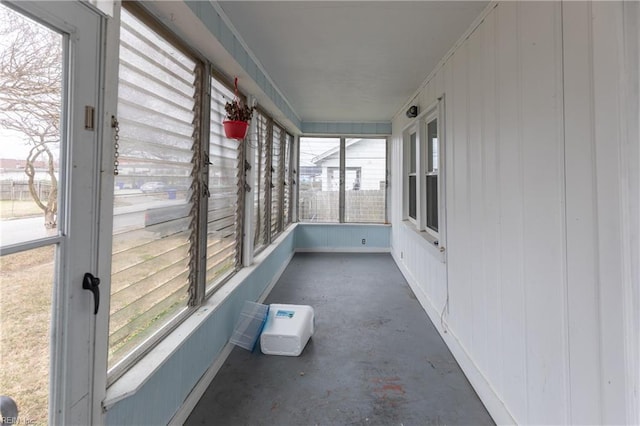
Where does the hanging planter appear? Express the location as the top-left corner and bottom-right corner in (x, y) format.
(223, 77), (255, 140)
(223, 120), (249, 140)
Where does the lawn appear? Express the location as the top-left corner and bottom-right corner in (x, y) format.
(0, 227), (198, 424)
(0, 246), (53, 426)
(0, 200), (43, 220)
(0, 237), (190, 425)
(0, 205), (235, 424)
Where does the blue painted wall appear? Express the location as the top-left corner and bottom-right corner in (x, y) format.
(105, 230), (296, 425)
(301, 121), (391, 136)
(105, 224), (389, 424)
(186, 1), (302, 130)
(295, 224), (391, 251)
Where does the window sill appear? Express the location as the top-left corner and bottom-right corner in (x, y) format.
(103, 224), (297, 410)
(401, 220), (446, 263)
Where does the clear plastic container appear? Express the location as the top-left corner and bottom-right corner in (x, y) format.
(230, 301), (269, 351)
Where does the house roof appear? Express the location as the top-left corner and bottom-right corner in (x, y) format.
(311, 139), (362, 164)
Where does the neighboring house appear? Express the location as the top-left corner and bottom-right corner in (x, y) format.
(309, 139), (386, 191)
(0, 157), (58, 181)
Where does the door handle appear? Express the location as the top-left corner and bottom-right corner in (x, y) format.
(83, 272), (100, 315)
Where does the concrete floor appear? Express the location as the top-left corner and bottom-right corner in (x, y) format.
(185, 253), (494, 425)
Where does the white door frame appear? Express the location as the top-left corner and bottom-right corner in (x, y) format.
(2, 2), (106, 424)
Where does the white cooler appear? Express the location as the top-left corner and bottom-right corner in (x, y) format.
(260, 304), (314, 356)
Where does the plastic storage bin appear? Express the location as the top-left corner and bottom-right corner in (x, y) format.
(260, 304), (314, 356)
(230, 301), (269, 351)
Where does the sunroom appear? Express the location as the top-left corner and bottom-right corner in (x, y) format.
(0, 1), (638, 425)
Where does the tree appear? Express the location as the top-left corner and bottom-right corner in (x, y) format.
(0, 7), (61, 228)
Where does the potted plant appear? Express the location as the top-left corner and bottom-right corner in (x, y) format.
(223, 78), (255, 140)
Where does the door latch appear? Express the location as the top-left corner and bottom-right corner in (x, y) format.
(84, 106), (95, 130)
(83, 272), (100, 315)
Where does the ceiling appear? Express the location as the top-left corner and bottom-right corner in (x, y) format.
(218, 1), (488, 124)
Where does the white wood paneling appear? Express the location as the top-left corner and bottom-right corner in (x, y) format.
(518, 2), (568, 422)
(449, 40), (472, 349)
(468, 23), (488, 378)
(479, 9), (503, 400)
(390, 1), (638, 424)
(591, 3), (628, 423)
(621, 3), (640, 423)
(562, 2), (603, 423)
(493, 3), (528, 421)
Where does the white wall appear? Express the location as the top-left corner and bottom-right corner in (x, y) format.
(390, 1), (639, 424)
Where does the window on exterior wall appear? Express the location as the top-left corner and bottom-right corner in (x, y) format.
(270, 124), (283, 238)
(206, 76), (242, 294)
(283, 133), (293, 226)
(407, 131), (417, 220)
(299, 137), (341, 222)
(253, 111), (269, 251)
(299, 137), (387, 223)
(252, 111), (293, 250)
(425, 116), (438, 234)
(345, 138), (386, 223)
(403, 99), (444, 244)
(109, 7), (199, 378)
(108, 5), (293, 383)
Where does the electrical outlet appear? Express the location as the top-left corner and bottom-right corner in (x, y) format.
(361, 239), (366, 245)
(400, 251), (403, 259)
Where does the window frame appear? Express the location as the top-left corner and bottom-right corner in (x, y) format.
(109, 3), (206, 384)
(403, 126), (418, 225)
(252, 108), (293, 253)
(270, 123), (285, 239)
(422, 107), (440, 240)
(202, 71), (245, 298)
(402, 96), (446, 249)
(298, 136), (388, 224)
(253, 109), (270, 253)
(110, 3), (286, 384)
(344, 138), (387, 223)
(283, 132), (294, 226)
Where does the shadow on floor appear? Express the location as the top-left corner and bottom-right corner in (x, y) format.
(185, 253), (494, 426)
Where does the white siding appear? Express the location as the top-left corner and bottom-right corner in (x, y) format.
(562, 3), (601, 422)
(391, 1), (639, 424)
(317, 142), (386, 191)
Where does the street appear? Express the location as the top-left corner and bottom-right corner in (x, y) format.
(0, 198), (188, 247)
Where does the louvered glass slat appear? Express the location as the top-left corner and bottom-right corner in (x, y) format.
(254, 113), (269, 250)
(109, 8), (196, 372)
(270, 125), (282, 237)
(206, 78), (240, 293)
(283, 133), (292, 226)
